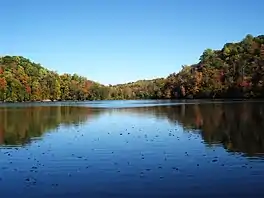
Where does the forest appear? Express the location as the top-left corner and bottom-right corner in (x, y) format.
(0, 34), (264, 102)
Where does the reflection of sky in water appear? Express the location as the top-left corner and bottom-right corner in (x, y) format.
(1, 99), (263, 109)
(0, 101), (264, 197)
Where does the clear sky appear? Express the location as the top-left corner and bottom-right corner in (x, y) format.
(1, 0), (263, 85)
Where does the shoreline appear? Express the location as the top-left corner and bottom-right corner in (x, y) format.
(0, 98), (264, 104)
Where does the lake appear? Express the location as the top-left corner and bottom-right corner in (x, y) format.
(0, 100), (264, 198)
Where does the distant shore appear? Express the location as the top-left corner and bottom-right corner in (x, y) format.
(0, 98), (263, 104)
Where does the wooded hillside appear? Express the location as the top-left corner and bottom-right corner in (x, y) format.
(0, 34), (263, 102)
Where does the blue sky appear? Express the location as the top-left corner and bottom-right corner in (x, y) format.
(1, 0), (263, 85)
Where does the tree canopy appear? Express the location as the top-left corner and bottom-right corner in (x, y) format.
(0, 34), (264, 102)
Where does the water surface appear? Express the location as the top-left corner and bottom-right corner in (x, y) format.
(0, 101), (264, 197)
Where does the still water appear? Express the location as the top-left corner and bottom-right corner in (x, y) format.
(0, 100), (264, 197)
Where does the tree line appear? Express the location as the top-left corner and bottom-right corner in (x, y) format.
(0, 34), (264, 102)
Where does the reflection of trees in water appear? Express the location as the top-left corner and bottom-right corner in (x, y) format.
(116, 102), (264, 157)
(1, 102), (264, 156)
(171, 103), (264, 157)
(0, 106), (103, 146)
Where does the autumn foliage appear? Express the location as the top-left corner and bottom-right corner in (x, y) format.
(0, 34), (264, 102)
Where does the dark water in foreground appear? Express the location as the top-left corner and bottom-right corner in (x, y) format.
(0, 100), (264, 197)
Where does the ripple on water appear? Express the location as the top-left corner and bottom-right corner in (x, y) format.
(1, 102), (264, 197)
